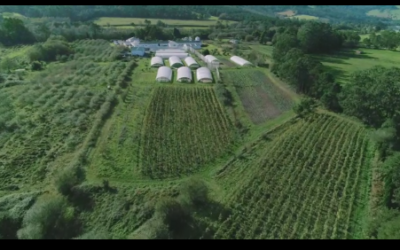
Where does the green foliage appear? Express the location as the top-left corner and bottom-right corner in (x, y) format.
(202, 49), (210, 56)
(214, 83), (233, 106)
(0, 17), (35, 46)
(293, 97), (317, 117)
(54, 164), (85, 197)
(27, 37), (73, 62)
(155, 198), (189, 233)
(179, 178), (210, 207)
(30, 61), (42, 71)
(17, 196), (81, 239)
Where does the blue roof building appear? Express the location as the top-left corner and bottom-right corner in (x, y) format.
(131, 47), (145, 57)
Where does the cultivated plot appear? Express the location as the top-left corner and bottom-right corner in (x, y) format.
(215, 113), (371, 239)
(222, 69), (294, 124)
(140, 86), (235, 179)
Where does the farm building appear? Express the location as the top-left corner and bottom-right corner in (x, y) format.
(169, 56), (184, 68)
(184, 57), (199, 68)
(230, 56), (252, 66)
(131, 47), (145, 57)
(196, 67), (213, 83)
(205, 55), (219, 63)
(150, 56), (164, 67)
(155, 49), (189, 59)
(177, 67), (192, 83)
(156, 66), (172, 82)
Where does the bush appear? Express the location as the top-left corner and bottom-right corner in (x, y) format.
(54, 164), (85, 197)
(179, 178), (210, 207)
(17, 196), (81, 239)
(31, 61), (43, 71)
(155, 198), (189, 232)
(293, 97), (317, 117)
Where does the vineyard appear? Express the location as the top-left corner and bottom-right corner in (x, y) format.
(214, 113), (371, 239)
(222, 69), (294, 124)
(140, 86), (236, 179)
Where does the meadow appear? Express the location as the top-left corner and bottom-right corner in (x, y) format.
(314, 48), (400, 83)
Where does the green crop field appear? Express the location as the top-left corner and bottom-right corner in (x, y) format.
(215, 113), (372, 239)
(314, 48), (400, 83)
(222, 69), (294, 124)
(140, 86), (236, 179)
(93, 17), (236, 28)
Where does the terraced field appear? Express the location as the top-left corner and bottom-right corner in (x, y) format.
(140, 86), (236, 179)
(215, 113), (371, 239)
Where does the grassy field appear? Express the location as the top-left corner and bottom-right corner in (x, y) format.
(288, 15), (319, 20)
(314, 48), (400, 83)
(366, 7), (400, 20)
(215, 112), (372, 239)
(93, 17), (236, 28)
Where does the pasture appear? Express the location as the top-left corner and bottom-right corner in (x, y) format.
(366, 6), (400, 20)
(314, 48), (400, 83)
(215, 113), (372, 239)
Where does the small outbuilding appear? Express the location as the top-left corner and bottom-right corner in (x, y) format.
(131, 47), (145, 57)
(177, 66), (192, 83)
(169, 56), (183, 68)
(150, 56), (164, 67)
(196, 67), (213, 83)
(156, 66), (172, 82)
(184, 57), (199, 69)
(230, 56), (252, 66)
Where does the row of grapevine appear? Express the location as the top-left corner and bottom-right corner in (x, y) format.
(140, 86), (235, 179)
(213, 113), (370, 239)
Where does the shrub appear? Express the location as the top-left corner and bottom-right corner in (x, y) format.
(179, 178), (210, 207)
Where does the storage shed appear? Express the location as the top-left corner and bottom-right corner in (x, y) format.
(131, 47), (145, 57)
(169, 56), (183, 68)
(230, 56), (252, 66)
(196, 67), (213, 83)
(156, 66), (172, 82)
(184, 57), (199, 68)
(177, 67), (192, 83)
(150, 56), (164, 67)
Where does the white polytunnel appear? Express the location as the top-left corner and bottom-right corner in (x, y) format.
(205, 55), (219, 63)
(196, 67), (213, 83)
(184, 57), (199, 68)
(169, 56), (183, 68)
(156, 66), (172, 82)
(177, 66), (192, 83)
(150, 56), (164, 67)
(230, 55), (252, 66)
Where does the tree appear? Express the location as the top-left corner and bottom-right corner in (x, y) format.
(30, 61), (42, 71)
(293, 97), (317, 117)
(179, 178), (210, 207)
(173, 28), (181, 39)
(202, 49), (210, 56)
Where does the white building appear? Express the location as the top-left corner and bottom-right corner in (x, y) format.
(230, 56), (252, 66)
(150, 56), (164, 67)
(169, 56), (184, 68)
(184, 57), (199, 68)
(177, 67), (192, 83)
(155, 49), (189, 59)
(196, 67), (213, 83)
(205, 55), (219, 63)
(156, 66), (172, 82)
